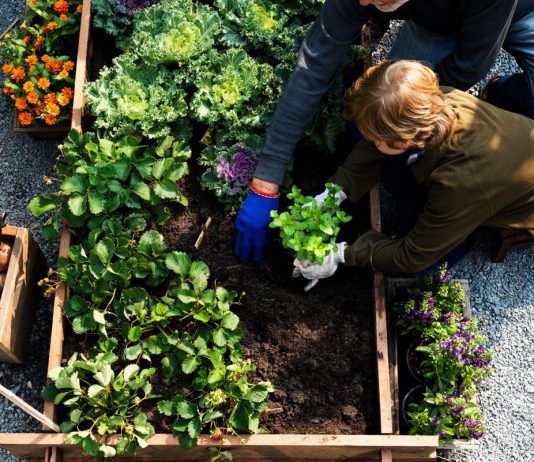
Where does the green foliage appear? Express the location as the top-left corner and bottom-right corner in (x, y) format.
(28, 129), (190, 239)
(84, 55), (191, 139)
(42, 352), (157, 457)
(393, 264), (492, 442)
(270, 183), (351, 264)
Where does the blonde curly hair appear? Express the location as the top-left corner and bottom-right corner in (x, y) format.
(343, 60), (456, 150)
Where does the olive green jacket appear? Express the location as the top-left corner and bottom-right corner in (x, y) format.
(330, 88), (534, 273)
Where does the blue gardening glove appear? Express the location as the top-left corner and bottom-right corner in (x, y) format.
(292, 242), (347, 291)
(235, 189), (279, 264)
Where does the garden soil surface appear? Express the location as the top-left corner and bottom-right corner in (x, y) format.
(155, 144), (380, 435)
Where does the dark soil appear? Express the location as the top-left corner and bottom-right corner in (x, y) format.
(154, 143), (380, 435)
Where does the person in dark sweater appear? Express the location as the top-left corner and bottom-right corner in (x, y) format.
(291, 60), (534, 288)
(235, 0), (534, 264)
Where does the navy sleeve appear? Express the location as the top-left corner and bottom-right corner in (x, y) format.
(254, 0), (369, 185)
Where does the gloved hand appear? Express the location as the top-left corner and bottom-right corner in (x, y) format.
(292, 242), (347, 291)
(235, 188), (279, 264)
(308, 186), (347, 209)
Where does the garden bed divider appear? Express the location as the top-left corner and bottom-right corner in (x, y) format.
(0, 12), (442, 462)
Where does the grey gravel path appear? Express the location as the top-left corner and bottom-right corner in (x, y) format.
(0, 5), (532, 462)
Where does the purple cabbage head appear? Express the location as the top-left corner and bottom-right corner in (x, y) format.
(216, 144), (259, 194)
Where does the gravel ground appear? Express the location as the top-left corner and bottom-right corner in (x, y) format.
(0, 5), (532, 462)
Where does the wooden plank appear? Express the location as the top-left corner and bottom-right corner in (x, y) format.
(0, 226), (44, 363)
(369, 183), (394, 434)
(0, 434), (438, 460)
(71, 0), (92, 131)
(42, 225), (71, 429)
(380, 449), (393, 462)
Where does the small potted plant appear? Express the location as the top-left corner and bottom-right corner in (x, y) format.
(393, 264), (493, 443)
(0, 212), (12, 274)
(269, 183), (352, 264)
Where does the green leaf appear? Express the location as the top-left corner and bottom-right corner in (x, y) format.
(131, 181), (151, 201)
(228, 402), (249, 432)
(88, 190), (106, 214)
(95, 364), (113, 387)
(221, 313), (239, 330)
(81, 435), (100, 457)
(61, 175), (86, 194)
(188, 417), (202, 439)
(202, 411), (223, 423)
(28, 195), (59, 216)
(72, 314), (96, 334)
(244, 383), (270, 403)
(212, 328), (226, 347)
(68, 194), (87, 216)
(128, 326), (143, 342)
(153, 179), (179, 199)
(178, 432), (197, 449)
(123, 364), (140, 381)
(182, 356), (200, 374)
(176, 401), (197, 419)
(100, 445), (117, 458)
(87, 384), (105, 398)
(138, 230), (165, 256)
(157, 400), (175, 416)
(124, 343), (143, 361)
(94, 238), (114, 265)
(165, 252), (191, 276)
(92, 310), (106, 325)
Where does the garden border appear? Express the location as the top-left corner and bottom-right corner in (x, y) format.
(0, 6), (441, 460)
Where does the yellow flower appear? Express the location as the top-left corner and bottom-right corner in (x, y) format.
(46, 102), (60, 116)
(37, 77), (50, 90)
(27, 91), (39, 104)
(58, 70), (69, 79)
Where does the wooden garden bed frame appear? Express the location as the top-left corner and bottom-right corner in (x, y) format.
(0, 4), (441, 460)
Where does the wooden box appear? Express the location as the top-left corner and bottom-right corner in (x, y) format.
(0, 225), (46, 363)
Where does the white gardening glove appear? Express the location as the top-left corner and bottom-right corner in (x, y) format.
(292, 242), (347, 292)
(304, 185), (347, 209)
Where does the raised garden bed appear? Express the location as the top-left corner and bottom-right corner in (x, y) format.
(0, 225), (46, 363)
(0, 5), (441, 461)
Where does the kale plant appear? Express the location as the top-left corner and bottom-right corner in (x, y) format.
(270, 183), (352, 264)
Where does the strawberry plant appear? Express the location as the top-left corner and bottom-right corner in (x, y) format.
(28, 129), (190, 239)
(270, 183), (352, 264)
(42, 351), (157, 458)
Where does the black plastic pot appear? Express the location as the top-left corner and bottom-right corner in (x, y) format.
(405, 339), (430, 384)
(401, 383), (426, 429)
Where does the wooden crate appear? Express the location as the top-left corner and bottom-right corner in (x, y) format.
(0, 225), (46, 363)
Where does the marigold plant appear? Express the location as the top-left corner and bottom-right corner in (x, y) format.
(0, 0), (82, 127)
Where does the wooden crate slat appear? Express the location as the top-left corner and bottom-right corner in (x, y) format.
(0, 433), (438, 460)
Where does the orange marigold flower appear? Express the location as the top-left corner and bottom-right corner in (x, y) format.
(27, 91), (39, 104)
(57, 93), (70, 106)
(46, 102), (61, 116)
(34, 106), (43, 116)
(46, 60), (63, 74)
(25, 55), (38, 66)
(45, 113), (57, 125)
(76, 5), (82, 13)
(2, 63), (13, 73)
(42, 55), (50, 63)
(35, 36), (45, 50)
(53, 0), (69, 14)
(22, 35), (31, 44)
(61, 87), (74, 99)
(42, 22), (58, 31)
(44, 93), (57, 105)
(37, 77), (51, 89)
(63, 61), (74, 72)
(15, 98), (27, 111)
(10, 67), (25, 82)
(58, 69), (68, 79)
(60, 14), (68, 21)
(2, 87), (13, 96)
(23, 81), (35, 92)
(18, 112), (32, 126)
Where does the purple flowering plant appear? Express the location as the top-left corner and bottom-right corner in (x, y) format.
(394, 264), (493, 442)
(200, 143), (259, 211)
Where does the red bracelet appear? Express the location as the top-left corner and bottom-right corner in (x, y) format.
(250, 185), (280, 198)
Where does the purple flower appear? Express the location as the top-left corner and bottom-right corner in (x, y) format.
(471, 431), (485, 440)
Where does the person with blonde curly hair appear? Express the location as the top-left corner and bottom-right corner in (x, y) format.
(292, 60), (534, 283)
